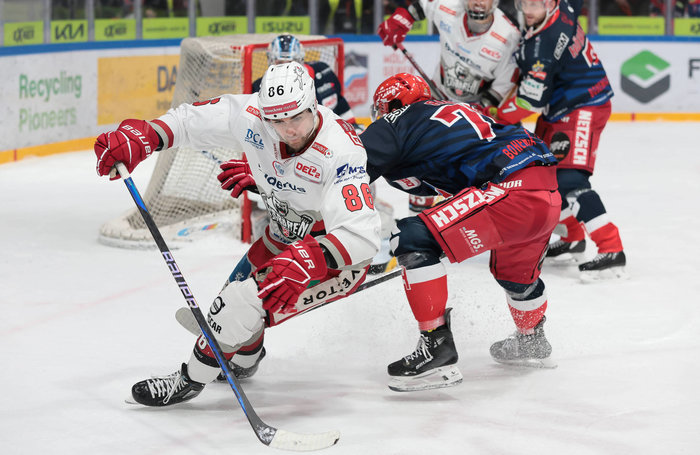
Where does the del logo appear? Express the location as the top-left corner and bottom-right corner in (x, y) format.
(479, 46), (501, 61)
(245, 129), (264, 149)
(335, 163), (366, 180)
(394, 177), (421, 190)
(294, 157), (323, 183)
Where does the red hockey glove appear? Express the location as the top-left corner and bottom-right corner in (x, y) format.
(94, 119), (159, 180)
(218, 157), (256, 198)
(377, 7), (415, 47)
(256, 235), (328, 314)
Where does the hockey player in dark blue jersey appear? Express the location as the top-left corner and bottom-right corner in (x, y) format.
(361, 73), (561, 391)
(252, 35), (357, 125)
(485, 0), (626, 280)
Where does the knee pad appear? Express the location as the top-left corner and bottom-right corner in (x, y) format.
(390, 216), (443, 260)
(497, 278), (545, 301)
(208, 279), (266, 350)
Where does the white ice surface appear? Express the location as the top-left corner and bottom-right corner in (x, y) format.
(1, 123), (699, 454)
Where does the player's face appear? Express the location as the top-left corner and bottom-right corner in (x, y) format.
(267, 109), (316, 150)
(467, 0), (494, 17)
(517, 0), (548, 27)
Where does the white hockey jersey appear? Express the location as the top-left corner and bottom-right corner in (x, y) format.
(419, 0), (521, 104)
(150, 95), (381, 269)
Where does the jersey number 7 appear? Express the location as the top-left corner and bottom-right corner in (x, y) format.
(429, 104), (496, 141)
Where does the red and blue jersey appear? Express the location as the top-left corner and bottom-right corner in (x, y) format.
(361, 100), (557, 197)
(515, 0), (614, 122)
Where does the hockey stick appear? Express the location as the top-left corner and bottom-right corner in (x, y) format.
(114, 162), (340, 452)
(176, 267), (404, 337)
(394, 42), (449, 101)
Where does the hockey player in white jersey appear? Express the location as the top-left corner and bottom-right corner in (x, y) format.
(379, 0), (522, 214)
(378, 0), (521, 107)
(93, 62), (381, 406)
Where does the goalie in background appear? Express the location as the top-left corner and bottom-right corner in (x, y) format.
(93, 62), (381, 406)
(361, 73), (560, 391)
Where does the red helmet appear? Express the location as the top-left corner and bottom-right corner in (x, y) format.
(371, 73), (432, 121)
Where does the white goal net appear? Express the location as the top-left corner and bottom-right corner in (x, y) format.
(98, 34), (345, 248)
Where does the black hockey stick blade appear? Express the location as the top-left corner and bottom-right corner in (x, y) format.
(114, 162), (340, 451)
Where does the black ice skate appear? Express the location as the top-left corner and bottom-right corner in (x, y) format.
(490, 316), (555, 368)
(578, 251), (627, 281)
(387, 308), (463, 392)
(216, 347), (267, 382)
(129, 363), (204, 406)
(545, 239), (586, 264)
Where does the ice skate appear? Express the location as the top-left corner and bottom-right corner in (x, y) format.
(545, 239), (586, 264)
(216, 347), (266, 382)
(387, 308), (463, 392)
(129, 363), (204, 406)
(579, 251), (627, 282)
(490, 317), (556, 368)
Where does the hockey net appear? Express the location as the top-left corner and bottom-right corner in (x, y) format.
(99, 34), (344, 248)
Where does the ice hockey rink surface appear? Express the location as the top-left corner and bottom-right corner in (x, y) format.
(1, 123), (698, 454)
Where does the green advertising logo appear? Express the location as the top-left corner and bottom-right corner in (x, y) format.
(620, 51), (670, 104)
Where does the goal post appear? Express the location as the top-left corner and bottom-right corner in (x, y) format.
(98, 34), (345, 249)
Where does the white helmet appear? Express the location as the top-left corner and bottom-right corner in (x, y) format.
(466, 0), (499, 20)
(258, 61), (317, 120)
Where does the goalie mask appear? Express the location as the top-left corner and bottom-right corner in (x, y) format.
(371, 73), (432, 121)
(258, 61), (317, 120)
(267, 34), (305, 65)
(465, 0), (499, 21)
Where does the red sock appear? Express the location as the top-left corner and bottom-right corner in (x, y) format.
(589, 222), (623, 253)
(560, 215), (585, 242)
(506, 294), (547, 334)
(402, 265), (448, 331)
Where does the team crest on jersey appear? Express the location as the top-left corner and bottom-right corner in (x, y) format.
(294, 156), (323, 183)
(528, 60), (547, 80)
(443, 60), (482, 96)
(261, 192), (314, 241)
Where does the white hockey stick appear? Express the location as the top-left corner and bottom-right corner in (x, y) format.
(114, 162), (339, 452)
(394, 42), (449, 100)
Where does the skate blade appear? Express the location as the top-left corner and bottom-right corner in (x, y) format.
(545, 252), (586, 266)
(579, 266), (629, 283)
(493, 356), (558, 369)
(388, 365), (463, 392)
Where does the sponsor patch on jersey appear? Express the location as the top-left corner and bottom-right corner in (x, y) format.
(294, 156), (323, 183)
(554, 32), (570, 60)
(336, 119), (363, 147)
(311, 142), (332, 158)
(573, 110), (592, 166)
(490, 31), (507, 44)
(335, 163), (366, 182)
(263, 173), (306, 193)
(479, 46), (501, 62)
(245, 129), (264, 149)
(273, 161), (285, 177)
(439, 21), (452, 33)
(439, 4), (456, 15)
(550, 132), (571, 162)
(519, 76), (545, 101)
(393, 177), (422, 190)
(245, 105), (261, 119)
